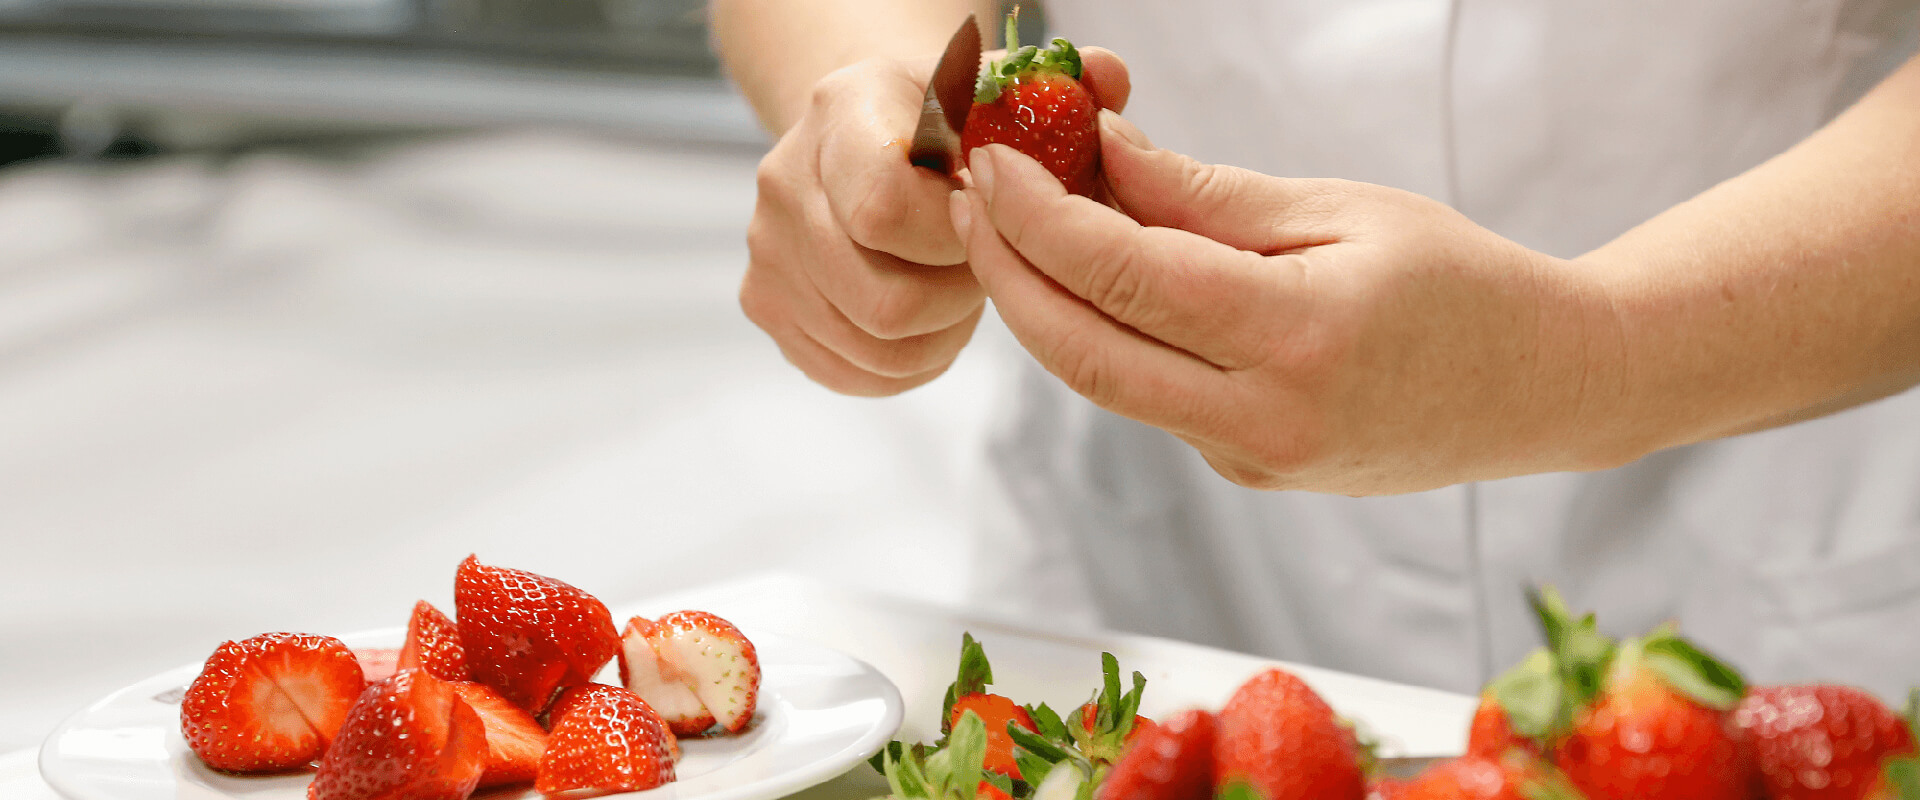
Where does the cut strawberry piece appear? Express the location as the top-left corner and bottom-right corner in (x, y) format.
(646, 610), (761, 734)
(619, 615), (716, 736)
(1100, 709), (1215, 800)
(550, 683), (681, 762)
(308, 669), (487, 800)
(450, 680), (549, 789)
(950, 693), (1036, 777)
(397, 600), (467, 682)
(180, 632), (365, 773)
(453, 555), (619, 715)
(1213, 667), (1367, 800)
(538, 683), (678, 795)
(351, 648), (400, 685)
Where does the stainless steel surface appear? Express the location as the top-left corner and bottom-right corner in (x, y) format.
(907, 13), (981, 174)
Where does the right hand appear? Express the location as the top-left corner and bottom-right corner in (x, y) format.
(741, 51), (1129, 396)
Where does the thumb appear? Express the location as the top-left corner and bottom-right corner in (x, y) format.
(1098, 110), (1335, 254)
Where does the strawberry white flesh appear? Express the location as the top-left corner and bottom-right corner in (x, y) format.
(646, 611), (760, 734)
(621, 616), (716, 735)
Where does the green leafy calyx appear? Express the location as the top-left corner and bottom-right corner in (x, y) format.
(974, 7), (1083, 104)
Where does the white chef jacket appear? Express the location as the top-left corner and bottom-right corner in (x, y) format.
(971, 0), (1920, 700)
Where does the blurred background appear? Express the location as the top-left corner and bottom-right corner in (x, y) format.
(0, 0), (1028, 753)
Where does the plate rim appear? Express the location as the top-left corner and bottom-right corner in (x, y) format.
(38, 624), (904, 800)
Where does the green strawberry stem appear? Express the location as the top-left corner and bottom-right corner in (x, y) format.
(941, 633), (994, 735)
(1521, 586), (1617, 744)
(974, 6), (1084, 104)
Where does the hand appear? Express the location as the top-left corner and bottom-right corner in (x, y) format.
(952, 113), (1630, 494)
(742, 51), (1129, 396)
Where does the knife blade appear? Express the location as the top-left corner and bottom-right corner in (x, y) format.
(907, 13), (983, 174)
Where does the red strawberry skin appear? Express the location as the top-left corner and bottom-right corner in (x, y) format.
(1100, 708), (1215, 800)
(449, 680), (549, 789)
(551, 683), (681, 762)
(1213, 668), (1366, 800)
(397, 600), (467, 682)
(1465, 695), (1539, 760)
(181, 632), (365, 773)
(963, 74), (1101, 197)
(307, 669), (487, 800)
(453, 555), (619, 715)
(1553, 666), (1753, 800)
(537, 683), (678, 795)
(1735, 685), (1918, 800)
(949, 693), (1038, 777)
(1395, 755), (1563, 800)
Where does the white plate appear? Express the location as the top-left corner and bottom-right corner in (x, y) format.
(38, 627), (904, 800)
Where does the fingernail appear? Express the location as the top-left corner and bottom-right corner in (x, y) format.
(948, 189), (971, 241)
(1100, 109), (1152, 150)
(970, 147), (996, 196)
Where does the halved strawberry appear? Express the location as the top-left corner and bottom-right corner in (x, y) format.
(449, 680), (548, 789)
(620, 615), (716, 736)
(453, 555), (619, 715)
(537, 683), (678, 795)
(1100, 709), (1215, 800)
(1213, 667), (1367, 800)
(550, 683), (681, 762)
(308, 669), (487, 800)
(645, 610), (761, 734)
(180, 632), (366, 773)
(397, 600), (466, 682)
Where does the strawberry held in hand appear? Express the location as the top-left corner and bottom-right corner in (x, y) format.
(962, 10), (1101, 197)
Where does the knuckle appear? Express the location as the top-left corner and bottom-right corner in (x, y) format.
(1081, 238), (1151, 322)
(846, 279), (927, 341)
(857, 336), (956, 379)
(1052, 328), (1122, 410)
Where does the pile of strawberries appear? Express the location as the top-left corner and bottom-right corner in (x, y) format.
(883, 590), (1920, 800)
(177, 555), (760, 799)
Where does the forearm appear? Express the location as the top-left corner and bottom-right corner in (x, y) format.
(1578, 53), (1920, 463)
(710, 0), (993, 134)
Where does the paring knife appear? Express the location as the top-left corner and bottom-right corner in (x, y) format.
(907, 13), (984, 174)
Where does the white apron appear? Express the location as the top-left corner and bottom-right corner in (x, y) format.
(972, 0), (1920, 700)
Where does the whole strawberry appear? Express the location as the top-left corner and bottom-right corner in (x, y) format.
(1213, 667), (1366, 800)
(961, 11), (1101, 196)
(1100, 709), (1214, 800)
(1552, 630), (1754, 800)
(1736, 684), (1918, 800)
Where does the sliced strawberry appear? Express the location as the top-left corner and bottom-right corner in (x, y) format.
(620, 615), (716, 736)
(180, 632), (365, 773)
(308, 669), (487, 800)
(397, 600), (467, 682)
(550, 683), (681, 761)
(449, 680), (549, 788)
(350, 648), (400, 685)
(1100, 709), (1215, 800)
(950, 693), (1038, 777)
(453, 555), (620, 715)
(646, 610), (761, 734)
(1213, 667), (1367, 800)
(538, 683), (678, 795)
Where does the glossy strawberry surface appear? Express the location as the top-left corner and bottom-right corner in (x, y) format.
(307, 669), (487, 800)
(1213, 668), (1366, 800)
(963, 74), (1101, 197)
(1100, 708), (1214, 800)
(397, 600), (466, 682)
(453, 555), (619, 714)
(537, 683), (678, 795)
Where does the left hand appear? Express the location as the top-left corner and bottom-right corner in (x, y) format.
(951, 112), (1634, 494)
